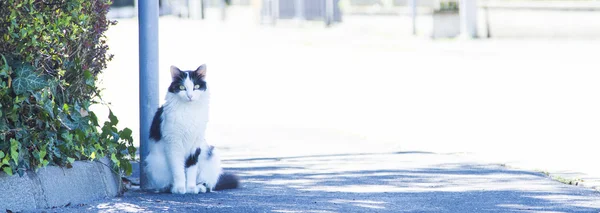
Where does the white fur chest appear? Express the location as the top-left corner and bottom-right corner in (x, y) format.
(161, 99), (209, 148)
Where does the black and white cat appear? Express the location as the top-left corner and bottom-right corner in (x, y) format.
(144, 64), (238, 194)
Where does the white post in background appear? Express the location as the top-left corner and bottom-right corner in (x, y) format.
(409, 0), (416, 35)
(272, 0), (279, 25)
(460, 0), (478, 38)
(221, 0), (227, 21)
(324, 0), (334, 26)
(294, 0), (305, 22)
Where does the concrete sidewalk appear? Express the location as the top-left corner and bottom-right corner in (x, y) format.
(41, 150), (600, 212)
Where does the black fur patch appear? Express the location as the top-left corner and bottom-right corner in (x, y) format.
(188, 71), (207, 91)
(149, 106), (163, 141)
(168, 71), (187, 93)
(185, 148), (202, 168)
(168, 71), (207, 93)
(206, 146), (214, 159)
(214, 172), (240, 191)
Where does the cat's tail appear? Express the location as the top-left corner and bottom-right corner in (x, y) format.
(214, 172), (240, 191)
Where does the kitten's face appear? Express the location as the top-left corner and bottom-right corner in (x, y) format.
(168, 65), (207, 102)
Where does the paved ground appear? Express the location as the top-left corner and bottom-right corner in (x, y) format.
(39, 150), (600, 212)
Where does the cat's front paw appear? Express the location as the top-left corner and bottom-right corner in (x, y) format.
(171, 185), (186, 194)
(186, 185), (200, 194)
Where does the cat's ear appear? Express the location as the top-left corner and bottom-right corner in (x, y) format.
(195, 64), (207, 78)
(170, 66), (182, 79)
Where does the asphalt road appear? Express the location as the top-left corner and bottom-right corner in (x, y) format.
(41, 151), (600, 212)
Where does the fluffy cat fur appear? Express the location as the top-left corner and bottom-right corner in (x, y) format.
(144, 64), (239, 194)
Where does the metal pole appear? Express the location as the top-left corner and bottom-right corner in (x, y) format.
(294, 0), (305, 22)
(201, 0), (205, 19)
(484, 6), (491, 38)
(221, 0), (227, 21)
(272, 0), (279, 25)
(138, 0), (160, 190)
(460, 0), (478, 38)
(410, 0), (416, 35)
(325, 0), (334, 26)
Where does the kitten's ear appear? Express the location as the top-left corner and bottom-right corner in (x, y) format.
(170, 66), (182, 79)
(195, 64), (207, 77)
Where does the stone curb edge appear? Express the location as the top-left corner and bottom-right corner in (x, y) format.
(0, 158), (122, 212)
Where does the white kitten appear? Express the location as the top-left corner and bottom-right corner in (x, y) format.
(143, 65), (239, 194)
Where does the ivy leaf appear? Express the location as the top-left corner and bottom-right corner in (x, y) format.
(122, 161), (132, 176)
(110, 153), (119, 166)
(10, 139), (19, 166)
(43, 98), (55, 118)
(69, 104), (89, 130)
(39, 146), (47, 159)
(89, 111), (99, 127)
(108, 110), (118, 125)
(119, 128), (133, 142)
(17, 168), (25, 177)
(67, 157), (75, 164)
(60, 131), (73, 145)
(0, 151), (4, 160)
(59, 113), (76, 130)
(2, 166), (13, 176)
(12, 63), (47, 95)
(83, 70), (94, 86)
(0, 118), (6, 131)
(0, 55), (9, 77)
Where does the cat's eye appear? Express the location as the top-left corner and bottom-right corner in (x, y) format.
(194, 85), (200, 89)
(179, 85), (185, 90)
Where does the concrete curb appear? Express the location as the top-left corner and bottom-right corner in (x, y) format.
(0, 158), (122, 212)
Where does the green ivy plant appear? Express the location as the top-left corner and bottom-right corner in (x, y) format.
(0, 0), (136, 176)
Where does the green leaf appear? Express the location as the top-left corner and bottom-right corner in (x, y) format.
(59, 113), (76, 130)
(0, 151), (4, 160)
(0, 118), (6, 130)
(83, 70), (94, 86)
(43, 98), (55, 118)
(119, 128), (133, 141)
(110, 153), (119, 166)
(2, 166), (13, 176)
(39, 146), (46, 159)
(90, 151), (96, 160)
(122, 161), (132, 176)
(12, 63), (47, 95)
(10, 139), (19, 166)
(127, 146), (137, 157)
(67, 157), (75, 164)
(61, 131), (74, 147)
(89, 111), (99, 127)
(69, 109), (88, 130)
(108, 110), (118, 125)
(17, 167), (25, 177)
(42, 160), (49, 167)
(0, 55), (9, 77)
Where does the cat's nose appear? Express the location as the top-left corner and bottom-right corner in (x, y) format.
(187, 94), (194, 101)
